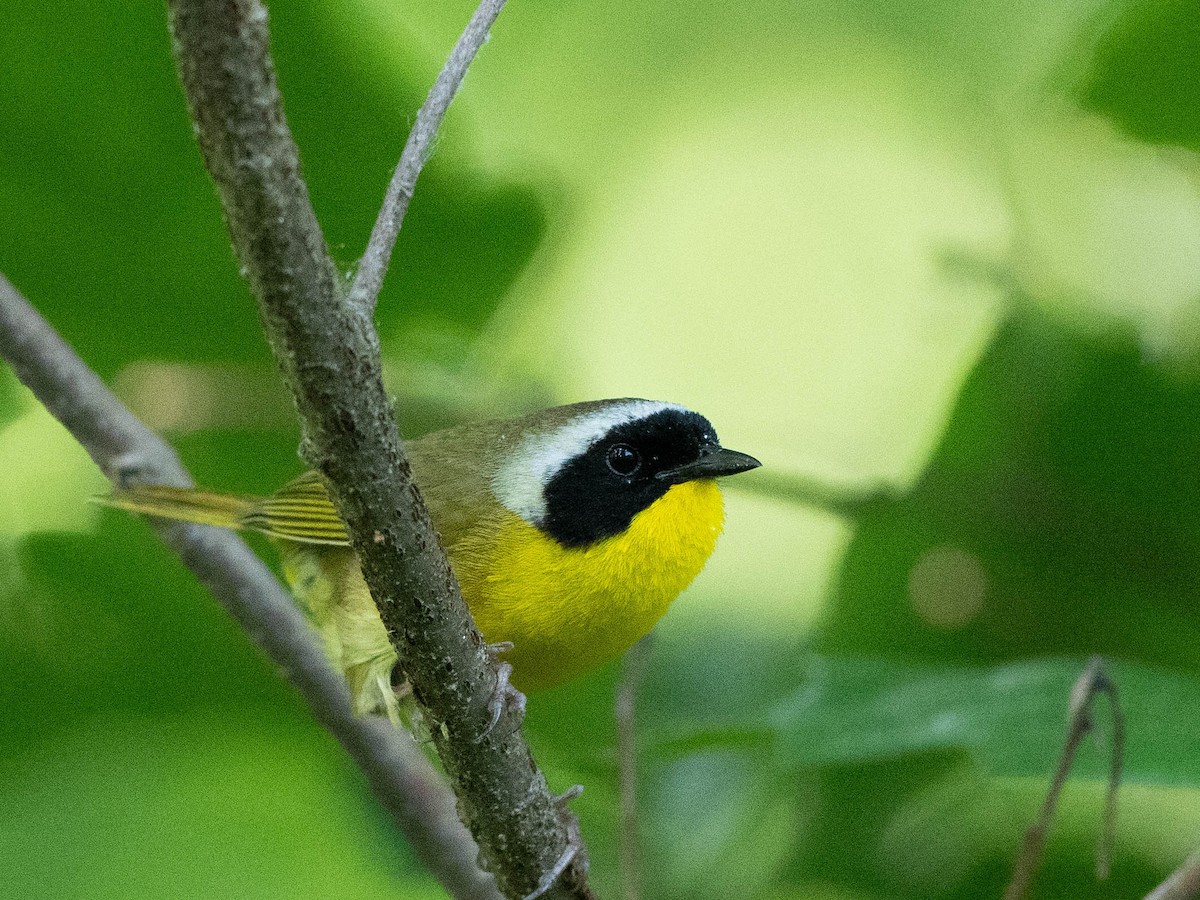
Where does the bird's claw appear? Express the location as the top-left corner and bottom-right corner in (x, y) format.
(520, 840), (581, 900)
(520, 789), (587, 899)
(476, 651), (526, 743)
(484, 640), (514, 659)
(554, 784), (584, 808)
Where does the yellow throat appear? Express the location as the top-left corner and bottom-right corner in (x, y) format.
(465, 478), (725, 691)
(280, 478), (724, 702)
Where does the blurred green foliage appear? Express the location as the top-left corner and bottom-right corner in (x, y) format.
(1082, 0), (1200, 149)
(4, 0), (1200, 898)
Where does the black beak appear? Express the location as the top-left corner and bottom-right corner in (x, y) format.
(656, 446), (762, 484)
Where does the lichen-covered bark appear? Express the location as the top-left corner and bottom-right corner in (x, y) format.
(165, 2), (592, 896)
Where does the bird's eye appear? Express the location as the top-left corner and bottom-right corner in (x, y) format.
(606, 443), (641, 477)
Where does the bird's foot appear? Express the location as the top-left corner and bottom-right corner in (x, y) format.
(520, 836), (584, 900)
(484, 640), (514, 658)
(477, 642), (526, 742)
(520, 784), (587, 899)
(390, 666), (414, 701)
(554, 784), (584, 808)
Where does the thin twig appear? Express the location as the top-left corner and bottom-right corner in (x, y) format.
(1100, 668), (1124, 881)
(1145, 852), (1200, 900)
(349, 0), (508, 313)
(616, 635), (654, 900)
(0, 272), (499, 900)
(165, 2), (592, 897)
(1002, 656), (1123, 900)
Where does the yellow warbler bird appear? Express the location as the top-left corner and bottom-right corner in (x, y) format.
(106, 399), (760, 719)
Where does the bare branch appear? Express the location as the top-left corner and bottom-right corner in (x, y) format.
(0, 277), (188, 487)
(1099, 669), (1124, 881)
(733, 469), (897, 519)
(1003, 657), (1123, 900)
(164, 2), (592, 897)
(1146, 853), (1200, 900)
(350, 0), (508, 313)
(0, 272), (499, 900)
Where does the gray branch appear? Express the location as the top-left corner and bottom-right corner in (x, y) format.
(349, 0), (508, 313)
(165, 1), (592, 898)
(1146, 853), (1200, 900)
(0, 272), (499, 900)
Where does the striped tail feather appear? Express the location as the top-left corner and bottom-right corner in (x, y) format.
(101, 485), (258, 530)
(239, 471), (351, 546)
(101, 472), (351, 547)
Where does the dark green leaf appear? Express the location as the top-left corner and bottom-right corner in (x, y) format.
(1081, 0), (1200, 149)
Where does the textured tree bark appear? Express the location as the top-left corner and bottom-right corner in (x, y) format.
(164, 1), (593, 897)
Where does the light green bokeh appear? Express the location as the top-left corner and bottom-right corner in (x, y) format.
(670, 489), (849, 631)
(489, 74), (1008, 488)
(0, 388), (106, 539)
(1006, 109), (1200, 356)
(0, 385), (107, 626)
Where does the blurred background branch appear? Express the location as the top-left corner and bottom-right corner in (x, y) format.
(734, 470), (899, 520)
(616, 635), (654, 900)
(350, 0), (508, 314)
(1004, 657), (1122, 900)
(0, 272), (500, 900)
(1145, 852), (1200, 900)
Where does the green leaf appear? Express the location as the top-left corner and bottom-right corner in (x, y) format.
(660, 654), (1200, 786)
(769, 655), (1195, 784)
(821, 315), (1200, 671)
(1081, 0), (1200, 149)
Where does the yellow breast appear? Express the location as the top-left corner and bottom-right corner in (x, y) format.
(281, 478), (726, 712)
(458, 479), (726, 691)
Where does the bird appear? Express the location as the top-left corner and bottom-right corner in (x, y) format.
(104, 398), (760, 721)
